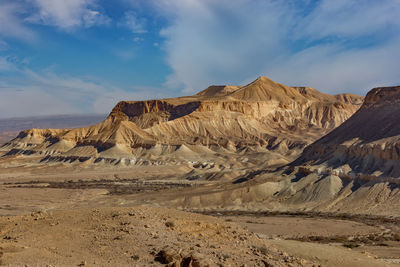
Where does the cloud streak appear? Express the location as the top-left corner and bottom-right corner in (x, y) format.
(120, 11), (147, 34)
(0, 2), (37, 42)
(0, 65), (167, 118)
(27, 0), (110, 30)
(155, 0), (400, 94)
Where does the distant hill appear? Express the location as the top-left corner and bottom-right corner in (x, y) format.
(0, 114), (106, 144)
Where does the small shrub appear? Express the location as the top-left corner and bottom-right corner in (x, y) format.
(131, 255), (140, 261)
(222, 254), (230, 260)
(165, 221), (175, 228)
(258, 246), (269, 255)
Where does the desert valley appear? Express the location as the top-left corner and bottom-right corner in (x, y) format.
(0, 76), (399, 266)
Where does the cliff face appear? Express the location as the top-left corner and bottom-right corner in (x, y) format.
(0, 76), (362, 165)
(295, 86), (400, 178)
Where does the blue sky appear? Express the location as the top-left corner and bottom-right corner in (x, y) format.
(0, 0), (399, 117)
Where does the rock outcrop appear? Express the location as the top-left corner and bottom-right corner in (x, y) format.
(0, 76), (362, 166)
(294, 86), (400, 178)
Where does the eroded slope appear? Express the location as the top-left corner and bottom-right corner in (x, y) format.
(295, 86), (400, 178)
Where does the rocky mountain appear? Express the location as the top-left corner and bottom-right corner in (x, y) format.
(0, 76), (362, 167)
(294, 86), (400, 178)
(223, 85), (400, 215)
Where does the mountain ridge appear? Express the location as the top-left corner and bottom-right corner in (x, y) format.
(0, 76), (363, 167)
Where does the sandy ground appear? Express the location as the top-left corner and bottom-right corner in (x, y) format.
(222, 216), (400, 266)
(0, 160), (398, 266)
(222, 215), (380, 238)
(221, 214), (400, 266)
(0, 183), (398, 266)
(267, 239), (390, 267)
(0, 206), (314, 267)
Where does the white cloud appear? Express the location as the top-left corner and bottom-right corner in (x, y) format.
(0, 86), (76, 117)
(0, 2), (36, 41)
(295, 0), (400, 40)
(27, 0), (110, 30)
(0, 68), (166, 118)
(156, 0), (290, 92)
(120, 11), (147, 34)
(82, 9), (110, 28)
(267, 38), (400, 94)
(154, 0), (400, 94)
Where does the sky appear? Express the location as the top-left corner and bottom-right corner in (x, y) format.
(0, 0), (399, 118)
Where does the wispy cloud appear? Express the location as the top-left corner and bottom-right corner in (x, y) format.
(295, 0), (400, 40)
(267, 38), (400, 94)
(154, 0), (400, 94)
(26, 0), (111, 30)
(0, 66), (166, 118)
(0, 2), (37, 42)
(119, 11), (147, 34)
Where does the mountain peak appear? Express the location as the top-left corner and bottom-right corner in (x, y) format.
(230, 76), (303, 101)
(251, 76), (276, 85)
(195, 85), (241, 97)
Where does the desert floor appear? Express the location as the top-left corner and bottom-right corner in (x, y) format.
(0, 161), (398, 266)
